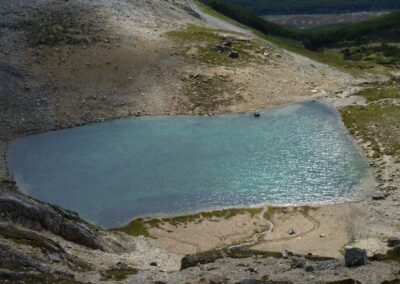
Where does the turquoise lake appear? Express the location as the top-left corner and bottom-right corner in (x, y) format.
(7, 102), (370, 228)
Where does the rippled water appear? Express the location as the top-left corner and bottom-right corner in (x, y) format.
(7, 102), (370, 227)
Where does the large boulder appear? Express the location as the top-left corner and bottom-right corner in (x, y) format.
(345, 247), (367, 267)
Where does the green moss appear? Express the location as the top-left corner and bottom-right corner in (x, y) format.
(167, 24), (222, 43)
(163, 207), (263, 227)
(113, 218), (151, 237)
(355, 86), (400, 102)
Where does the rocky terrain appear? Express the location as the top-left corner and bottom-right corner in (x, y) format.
(0, 0), (399, 283)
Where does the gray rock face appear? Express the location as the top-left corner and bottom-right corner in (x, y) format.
(0, 194), (103, 250)
(345, 247), (367, 267)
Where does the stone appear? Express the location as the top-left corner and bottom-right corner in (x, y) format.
(214, 45), (225, 52)
(282, 250), (294, 259)
(254, 112), (261, 118)
(245, 267), (258, 273)
(372, 193), (386, 200)
(304, 262), (315, 272)
(222, 39), (233, 47)
(290, 257), (305, 268)
(388, 237), (400, 247)
(229, 51), (239, 59)
(116, 261), (129, 269)
(344, 247), (367, 267)
(288, 228), (296, 235)
(150, 262), (158, 266)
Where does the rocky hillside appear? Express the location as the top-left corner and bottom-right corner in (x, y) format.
(0, 0), (398, 283)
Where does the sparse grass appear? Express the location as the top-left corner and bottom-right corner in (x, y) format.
(196, 1), (400, 77)
(181, 74), (242, 113)
(113, 218), (153, 237)
(162, 207), (263, 227)
(355, 85), (400, 102)
(167, 24), (263, 66)
(100, 267), (138, 281)
(340, 104), (400, 158)
(167, 24), (221, 43)
(114, 207), (264, 236)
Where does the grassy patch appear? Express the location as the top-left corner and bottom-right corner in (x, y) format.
(181, 74), (243, 113)
(340, 104), (400, 158)
(357, 87), (400, 102)
(114, 207), (264, 236)
(113, 218), (153, 237)
(160, 207), (263, 227)
(167, 24), (222, 43)
(167, 24), (263, 66)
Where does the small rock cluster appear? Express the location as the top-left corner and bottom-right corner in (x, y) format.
(214, 37), (240, 59)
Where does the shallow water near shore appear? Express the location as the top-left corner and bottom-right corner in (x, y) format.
(7, 102), (370, 228)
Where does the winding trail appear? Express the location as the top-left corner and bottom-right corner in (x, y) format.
(226, 206), (321, 249)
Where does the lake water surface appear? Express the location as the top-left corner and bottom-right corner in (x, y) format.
(7, 102), (370, 228)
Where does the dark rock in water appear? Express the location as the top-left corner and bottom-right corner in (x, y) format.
(229, 51), (239, 58)
(388, 237), (400, 248)
(372, 193), (386, 200)
(345, 247), (367, 267)
(254, 112), (261, 118)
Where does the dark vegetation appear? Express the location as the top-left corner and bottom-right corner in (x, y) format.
(206, 0), (400, 15)
(202, 1), (400, 51)
(181, 246), (333, 270)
